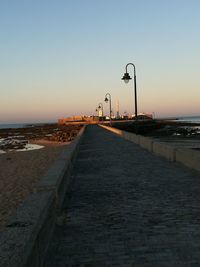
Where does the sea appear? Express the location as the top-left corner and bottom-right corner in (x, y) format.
(0, 123), (29, 129)
(0, 122), (55, 129)
(0, 116), (200, 129)
(175, 116), (200, 123)
(163, 115), (200, 124)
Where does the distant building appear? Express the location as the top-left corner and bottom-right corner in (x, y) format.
(98, 109), (103, 117)
(58, 115), (99, 124)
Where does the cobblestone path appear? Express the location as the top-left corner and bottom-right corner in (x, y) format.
(44, 125), (200, 267)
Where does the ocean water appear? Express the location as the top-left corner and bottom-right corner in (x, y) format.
(0, 123), (27, 129)
(0, 122), (53, 129)
(177, 116), (200, 123)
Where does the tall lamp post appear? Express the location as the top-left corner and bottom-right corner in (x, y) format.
(98, 103), (104, 116)
(121, 63), (138, 119)
(104, 93), (112, 125)
(98, 102), (104, 121)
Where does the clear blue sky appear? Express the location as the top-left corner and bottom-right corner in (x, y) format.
(0, 0), (200, 123)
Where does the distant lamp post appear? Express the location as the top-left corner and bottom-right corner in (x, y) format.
(96, 102), (104, 121)
(121, 63), (138, 119)
(98, 103), (104, 117)
(104, 93), (112, 125)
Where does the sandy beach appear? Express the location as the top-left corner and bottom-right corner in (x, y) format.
(0, 140), (70, 228)
(0, 123), (83, 228)
(0, 141), (69, 228)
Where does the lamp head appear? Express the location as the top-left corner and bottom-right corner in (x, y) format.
(121, 72), (132, 83)
(104, 97), (109, 103)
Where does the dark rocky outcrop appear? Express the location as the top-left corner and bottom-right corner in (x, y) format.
(0, 123), (83, 151)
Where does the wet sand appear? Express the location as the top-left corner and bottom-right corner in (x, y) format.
(0, 141), (69, 228)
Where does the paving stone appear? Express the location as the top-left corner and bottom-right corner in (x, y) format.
(44, 125), (200, 266)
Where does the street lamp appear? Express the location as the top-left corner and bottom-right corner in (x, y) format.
(104, 93), (112, 125)
(96, 103), (104, 121)
(98, 103), (104, 116)
(121, 63), (138, 119)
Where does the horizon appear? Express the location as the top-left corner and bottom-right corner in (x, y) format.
(0, 1), (200, 123)
(1, 114), (200, 126)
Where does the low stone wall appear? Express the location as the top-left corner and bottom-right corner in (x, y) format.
(138, 136), (153, 152)
(153, 141), (176, 161)
(123, 130), (140, 144)
(176, 148), (200, 172)
(0, 126), (86, 267)
(100, 125), (200, 172)
(36, 125), (86, 209)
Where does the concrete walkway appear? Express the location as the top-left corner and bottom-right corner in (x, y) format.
(44, 125), (200, 267)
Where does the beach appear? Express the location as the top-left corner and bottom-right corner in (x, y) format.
(0, 123), (83, 228)
(0, 141), (69, 228)
(1, 120), (199, 228)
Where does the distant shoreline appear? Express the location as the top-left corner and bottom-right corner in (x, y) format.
(0, 115), (200, 129)
(0, 122), (56, 129)
(156, 119), (200, 127)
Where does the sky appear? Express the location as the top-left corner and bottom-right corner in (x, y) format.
(0, 0), (200, 123)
